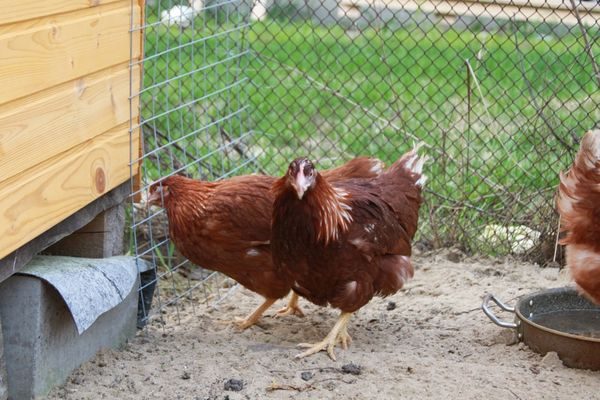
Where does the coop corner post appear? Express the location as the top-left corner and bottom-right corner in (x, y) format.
(129, 0), (155, 329)
(131, 0), (146, 203)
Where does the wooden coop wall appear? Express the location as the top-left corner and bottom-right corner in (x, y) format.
(0, 0), (144, 260)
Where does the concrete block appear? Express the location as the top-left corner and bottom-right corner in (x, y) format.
(45, 203), (126, 258)
(0, 274), (138, 399)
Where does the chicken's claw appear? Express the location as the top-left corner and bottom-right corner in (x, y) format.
(216, 316), (261, 330)
(229, 297), (277, 331)
(233, 316), (256, 330)
(294, 312), (353, 361)
(274, 304), (305, 318)
(273, 293), (305, 318)
(296, 341), (336, 360)
(296, 329), (352, 361)
(339, 329), (352, 350)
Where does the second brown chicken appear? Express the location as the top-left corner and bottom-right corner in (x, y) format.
(271, 145), (426, 360)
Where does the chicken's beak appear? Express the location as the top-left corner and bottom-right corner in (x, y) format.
(291, 171), (311, 200)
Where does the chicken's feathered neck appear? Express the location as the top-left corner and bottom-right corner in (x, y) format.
(274, 174), (352, 245)
(164, 180), (214, 231)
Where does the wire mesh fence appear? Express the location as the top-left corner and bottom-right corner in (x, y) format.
(129, 0), (600, 325)
(129, 0), (256, 327)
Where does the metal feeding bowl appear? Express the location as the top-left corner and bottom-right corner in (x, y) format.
(482, 287), (600, 370)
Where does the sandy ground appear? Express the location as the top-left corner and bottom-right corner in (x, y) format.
(47, 251), (600, 400)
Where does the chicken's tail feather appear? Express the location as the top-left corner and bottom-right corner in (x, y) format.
(387, 141), (428, 187)
(368, 157), (385, 176)
(322, 156), (385, 181)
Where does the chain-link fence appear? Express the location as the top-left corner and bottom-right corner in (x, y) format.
(129, 0), (599, 325)
(245, 0), (599, 261)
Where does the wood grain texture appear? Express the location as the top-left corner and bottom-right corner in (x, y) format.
(0, 122), (139, 259)
(0, 64), (139, 183)
(0, 182), (130, 283)
(0, 0), (124, 26)
(0, 1), (140, 106)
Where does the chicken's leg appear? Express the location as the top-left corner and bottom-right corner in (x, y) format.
(273, 292), (305, 318)
(295, 312), (353, 361)
(234, 298), (277, 329)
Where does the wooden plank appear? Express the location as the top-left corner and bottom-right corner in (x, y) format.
(425, 1), (599, 26)
(470, 0), (600, 13)
(0, 2), (141, 106)
(0, 182), (130, 283)
(0, 64), (139, 183)
(345, 0), (600, 14)
(345, 0), (600, 25)
(0, 0), (124, 26)
(0, 122), (139, 260)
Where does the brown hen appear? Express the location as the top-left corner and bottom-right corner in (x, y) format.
(557, 129), (600, 304)
(271, 145), (426, 360)
(147, 157), (384, 329)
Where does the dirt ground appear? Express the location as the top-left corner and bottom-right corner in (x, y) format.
(47, 251), (600, 400)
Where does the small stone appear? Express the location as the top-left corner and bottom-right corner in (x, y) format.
(491, 329), (519, 346)
(224, 379), (244, 391)
(341, 363), (362, 375)
(529, 365), (540, 375)
(386, 301), (397, 311)
(181, 371), (191, 380)
(541, 351), (563, 370)
(300, 371), (313, 381)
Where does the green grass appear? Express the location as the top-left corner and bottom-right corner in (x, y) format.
(139, 9), (599, 256)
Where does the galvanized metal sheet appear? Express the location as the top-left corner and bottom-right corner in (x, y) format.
(18, 256), (146, 334)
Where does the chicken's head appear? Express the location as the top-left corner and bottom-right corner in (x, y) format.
(147, 179), (172, 207)
(286, 157), (317, 200)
